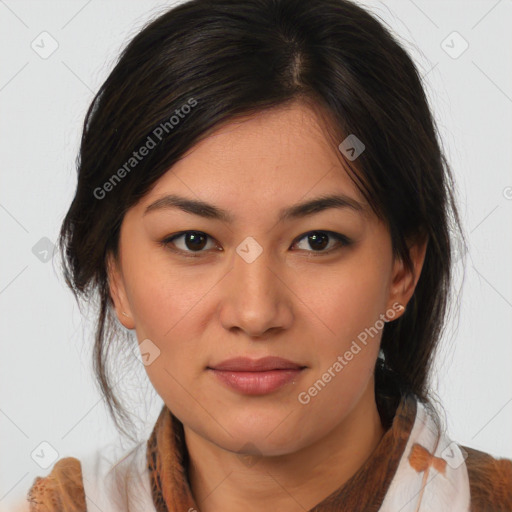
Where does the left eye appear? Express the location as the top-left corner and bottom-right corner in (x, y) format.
(293, 231), (351, 254)
(160, 230), (351, 257)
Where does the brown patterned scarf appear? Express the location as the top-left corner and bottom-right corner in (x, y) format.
(144, 394), (415, 511)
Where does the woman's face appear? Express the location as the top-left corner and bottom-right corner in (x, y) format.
(108, 101), (425, 456)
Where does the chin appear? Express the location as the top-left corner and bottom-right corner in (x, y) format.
(206, 409), (311, 456)
(223, 431), (306, 459)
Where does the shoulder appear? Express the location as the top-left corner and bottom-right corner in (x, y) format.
(26, 457), (85, 512)
(460, 444), (512, 511)
(23, 440), (145, 511)
(23, 441), (154, 512)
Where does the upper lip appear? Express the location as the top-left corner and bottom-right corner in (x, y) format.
(209, 356), (305, 371)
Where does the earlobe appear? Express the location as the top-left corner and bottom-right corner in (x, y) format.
(106, 252), (135, 330)
(387, 235), (428, 317)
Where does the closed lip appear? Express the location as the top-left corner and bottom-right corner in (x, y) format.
(208, 356), (305, 372)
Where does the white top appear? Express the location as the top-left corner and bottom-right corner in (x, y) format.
(379, 400), (470, 511)
(81, 441), (155, 512)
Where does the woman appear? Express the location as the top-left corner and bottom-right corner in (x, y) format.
(21, 0), (512, 510)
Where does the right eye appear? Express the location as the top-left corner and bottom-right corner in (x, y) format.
(159, 231), (222, 258)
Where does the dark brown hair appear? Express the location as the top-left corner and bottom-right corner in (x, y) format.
(58, 0), (466, 441)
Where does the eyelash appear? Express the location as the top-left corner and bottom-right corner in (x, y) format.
(159, 230), (352, 258)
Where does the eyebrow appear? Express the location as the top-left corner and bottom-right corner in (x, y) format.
(144, 193), (366, 223)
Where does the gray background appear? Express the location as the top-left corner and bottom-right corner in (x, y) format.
(1, 0), (511, 507)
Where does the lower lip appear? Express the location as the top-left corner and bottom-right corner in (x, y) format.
(208, 368), (304, 395)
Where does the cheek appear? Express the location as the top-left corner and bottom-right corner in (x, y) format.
(290, 266), (387, 442)
(121, 257), (216, 405)
(300, 255), (389, 354)
(123, 247), (213, 342)
(299, 273), (383, 401)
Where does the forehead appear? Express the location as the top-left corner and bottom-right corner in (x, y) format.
(138, 102), (370, 222)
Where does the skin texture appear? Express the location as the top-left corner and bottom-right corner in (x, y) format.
(107, 100), (427, 511)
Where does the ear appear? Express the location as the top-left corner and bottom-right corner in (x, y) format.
(106, 252), (135, 330)
(386, 233), (428, 319)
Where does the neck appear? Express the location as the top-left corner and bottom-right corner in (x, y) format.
(184, 378), (386, 512)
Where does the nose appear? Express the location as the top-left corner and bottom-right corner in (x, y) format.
(218, 241), (294, 339)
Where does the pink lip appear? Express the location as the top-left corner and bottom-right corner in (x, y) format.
(207, 357), (306, 395)
(209, 356), (304, 371)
